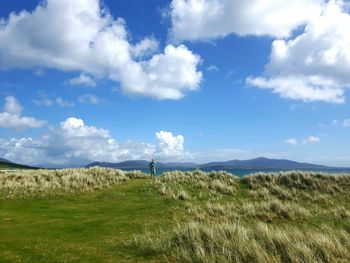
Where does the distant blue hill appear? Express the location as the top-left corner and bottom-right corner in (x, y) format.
(86, 157), (340, 170)
(86, 160), (198, 169)
(199, 157), (330, 169)
(0, 158), (12, 163)
(0, 158), (38, 170)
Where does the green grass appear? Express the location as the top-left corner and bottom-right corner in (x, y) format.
(133, 171), (350, 262)
(1, 169), (350, 262)
(0, 179), (183, 262)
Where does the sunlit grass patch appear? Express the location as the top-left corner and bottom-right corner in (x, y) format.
(133, 170), (350, 262)
(132, 221), (350, 263)
(0, 167), (149, 199)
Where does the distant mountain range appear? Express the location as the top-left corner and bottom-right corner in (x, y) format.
(86, 157), (342, 170)
(1, 157), (347, 171)
(199, 157), (330, 170)
(0, 158), (38, 170)
(86, 160), (198, 169)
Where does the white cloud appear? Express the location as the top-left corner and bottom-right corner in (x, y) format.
(0, 117), (188, 166)
(248, 1), (350, 103)
(343, 119), (350, 127)
(285, 136), (321, 145)
(130, 37), (159, 58)
(0, 96), (45, 130)
(206, 65), (218, 72)
(246, 75), (344, 103)
(285, 138), (298, 145)
(56, 97), (74, 107)
(155, 131), (185, 159)
(33, 98), (53, 106)
(0, 0), (202, 100)
(78, 94), (103, 104)
(303, 136), (320, 144)
(4, 96), (22, 115)
(68, 73), (96, 87)
(169, 0), (323, 41)
(116, 44), (202, 100)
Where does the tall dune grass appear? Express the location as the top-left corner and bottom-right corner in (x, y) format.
(131, 170), (350, 262)
(133, 221), (350, 263)
(243, 171), (350, 193)
(155, 170), (239, 200)
(0, 167), (149, 198)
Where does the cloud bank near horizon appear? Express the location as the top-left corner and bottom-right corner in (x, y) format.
(0, 115), (189, 167)
(0, 96), (347, 167)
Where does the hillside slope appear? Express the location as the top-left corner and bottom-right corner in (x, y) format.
(0, 161), (37, 170)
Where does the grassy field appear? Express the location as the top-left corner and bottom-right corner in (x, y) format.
(0, 170), (183, 262)
(1, 169), (350, 262)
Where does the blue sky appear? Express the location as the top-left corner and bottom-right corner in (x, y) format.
(0, 0), (349, 167)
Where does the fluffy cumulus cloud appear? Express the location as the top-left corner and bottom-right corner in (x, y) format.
(68, 73), (96, 87)
(285, 138), (298, 145)
(246, 75), (344, 103)
(0, 117), (187, 166)
(0, 0), (202, 100)
(247, 1), (350, 103)
(130, 37), (159, 59)
(0, 96), (45, 130)
(303, 136), (320, 144)
(155, 131), (185, 159)
(169, 0), (323, 41)
(169, 0), (350, 104)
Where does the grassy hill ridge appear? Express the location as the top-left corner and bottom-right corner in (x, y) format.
(0, 161), (38, 170)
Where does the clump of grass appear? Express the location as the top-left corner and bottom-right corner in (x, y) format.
(132, 221), (350, 262)
(244, 171), (350, 194)
(125, 170), (150, 179)
(154, 170), (239, 200)
(240, 199), (310, 220)
(209, 179), (235, 195)
(0, 167), (149, 198)
(177, 189), (190, 200)
(329, 206), (350, 219)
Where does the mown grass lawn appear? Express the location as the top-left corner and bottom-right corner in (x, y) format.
(0, 179), (182, 263)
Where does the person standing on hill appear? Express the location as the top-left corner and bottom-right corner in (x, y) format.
(149, 159), (157, 177)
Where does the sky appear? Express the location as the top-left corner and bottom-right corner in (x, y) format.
(0, 0), (349, 167)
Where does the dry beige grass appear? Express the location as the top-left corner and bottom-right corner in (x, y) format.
(133, 221), (350, 263)
(243, 171), (350, 193)
(154, 170), (239, 200)
(0, 167), (149, 198)
(131, 170), (350, 262)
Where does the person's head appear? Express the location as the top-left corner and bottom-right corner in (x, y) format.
(152, 159), (156, 162)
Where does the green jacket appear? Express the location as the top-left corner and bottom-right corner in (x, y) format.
(149, 161), (156, 170)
